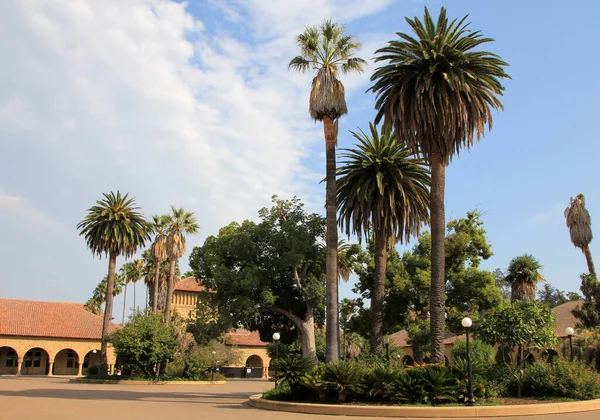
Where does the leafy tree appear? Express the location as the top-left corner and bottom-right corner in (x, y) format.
(506, 254), (544, 302)
(186, 299), (232, 346)
(165, 207), (199, 320)
(370, 7), (510, 362)
(493, 268), (511, 302)
(167, 341), (242, 379)
(289, 20), (366, 362)
(267, 329), (327, 362)
(77, 191), (150, 374)
(478, 301), (558, 366)
(537, 283), (582, 307)
(565, 194), (595, 277)
(110, 311), (179, 377)
(149, 215), (169, 313)
(573, 273), (600, 328)
(189, 197), (326, 363)
(337, 123), (430, 355)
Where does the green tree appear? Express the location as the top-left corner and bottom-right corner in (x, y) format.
(189, 197), (326, 363)
(336, 240), (361, 283)
(120, 259), (144, 323)
(337, 123), (430, 355)
(187, 298), (232, 346)
(506, 254), (544, 302)
(537, 283), (581, 307)
(149, 215), (169, 313)
(370, 7), (510, 363)
(573, 273), (600, 328)
(85, 273), (125, 315)
(289, 20), (366, 362)
(165, 207), (199, 320)
(493, 268), (511, 302)
(110, 311), (179, 377)
(565, 194), (595, 277)
(77, 191), (150, 374)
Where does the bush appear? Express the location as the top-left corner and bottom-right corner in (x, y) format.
(388, 365), (460, 405)
(362, 363), (401, 401)
(263, 383), (294, 401)
(272, 355), (315, 390)
(452, 339), (495, 370)
(86, 366), (99, 378)
(300, 363), (328, 402)
(521, 358), (600, 400)
(324, 360), (365, 402)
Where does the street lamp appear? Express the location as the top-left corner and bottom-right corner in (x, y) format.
(565, 327), (574, 362)
(211, 351), (216, 382)
(462, 317), (476, 407)
(384, 337), (390, 361)
(273, 332), (280, 388)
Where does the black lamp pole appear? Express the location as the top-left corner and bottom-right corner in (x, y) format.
(462, 317), (476, 407)
(273, 332), (280, 388)
(565, 327), (575, 362)
(211, 351), (216, 382)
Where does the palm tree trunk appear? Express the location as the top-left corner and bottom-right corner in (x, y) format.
(101, 252), (117, 376)
(323, 115), (339, 363)
(583, 245), (596, 278)
(164, 258), (176, 322)
(121, 282), (128, 327)
(152, 260), (160, 313)
(145, 284), (149, 310)
(133, 281), (137, 314)
(429, 151), (446, 364)
(370, 228), (387, 355)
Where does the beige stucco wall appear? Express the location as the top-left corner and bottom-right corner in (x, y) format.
(0, 336), (116, 376)
(172, 290), (201, 319)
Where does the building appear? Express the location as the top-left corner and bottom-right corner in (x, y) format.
(172, 277), (271, 378)
(0, 299), (117, 376)
(389, 300), (586, 365)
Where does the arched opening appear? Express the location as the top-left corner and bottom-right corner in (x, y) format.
(402, 355), (414, 367)
(243, 355), (263, 379)
(524, 352), (535, 365)
(21, 348), (49, 375)
(53, 349), (80, 375)
(82, 349), (101, 375)
(541, 349), (558, 363)
(0, 347), (18, 375)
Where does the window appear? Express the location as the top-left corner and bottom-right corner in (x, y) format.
(82, 356), (89, 368)
(25, 360), (32, 367)
(33, 358), (41, 367)
(5, 357), (14, 367)
(66, 351), (76, 368)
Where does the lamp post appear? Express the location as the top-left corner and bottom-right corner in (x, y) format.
(384, 337), (390, 361)
(462, 317), (476, 407)
(565, 327), (574, 362)
(211, 351), (216, 382)
(273, 332), (280, 388)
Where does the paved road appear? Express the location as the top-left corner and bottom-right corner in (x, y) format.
(0, 376), (599, 420)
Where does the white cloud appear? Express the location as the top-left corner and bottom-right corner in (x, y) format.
(0, 192), (62, 231)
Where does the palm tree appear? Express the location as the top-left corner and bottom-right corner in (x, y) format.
(164, 206), (199, 320)
(121, 259), (144, 321)
(289, 20), (366, 362)
(149, 215), (169, 313)
(506, 254), (545, 302)
(118, 265), (131, 326)
(77, 191), (150, 374)
(337, 123), (430, 355)
(141, 249), (180, 311)
(337, 240), (361, 283)
(369, 7), (510, 362)
(84, 274), (125, 315)
(565, 194), (595, 277)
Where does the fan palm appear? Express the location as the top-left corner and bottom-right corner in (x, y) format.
(121, 259), (144, 322)
(289, 20), (366, 362)
(565, 194), (595, 277)
(118, 265), (131, 326)
(142, 249), (180, 311)
(164, 206), (199, 320)
(149, 214), (169, 313)
(506, 254), (545, 302)
(369, 7), (510, 362)
(337, 123), (430, 354)
(77, 191), (150, 373)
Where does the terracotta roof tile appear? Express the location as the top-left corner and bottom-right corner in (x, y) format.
(225, 329), (268, 347)
(0, 299), (118, 340)
(552, 300), (583, 337)
(174, 277), (211, 293)
(390, 329), (463, 348)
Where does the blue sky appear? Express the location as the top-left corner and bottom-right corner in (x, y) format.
(0, 0), (598, 323)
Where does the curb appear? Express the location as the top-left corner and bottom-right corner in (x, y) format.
(69, 379), (227, 385)
(248, 395), (600, 418)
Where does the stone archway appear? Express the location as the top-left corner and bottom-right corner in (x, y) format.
(245, 355), (263, 368)
(53, 349), (80, 376)
(82, 349), (101, 375)
(21, 347), (50, 375)
(244, 355), (264, 379)
(0, 346), (18, 375)
(525, 352), (535, 365)
(401, 355), (414, 367)
(541, 349), (558, 363)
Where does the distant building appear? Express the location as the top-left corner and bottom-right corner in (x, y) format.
(0, 299), (117, 376)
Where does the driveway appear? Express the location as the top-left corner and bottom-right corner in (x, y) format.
(0, 376), (599, 420)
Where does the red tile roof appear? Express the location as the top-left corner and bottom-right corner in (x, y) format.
(552, 300), (583, 337)
(389, 329), (463, 348)
(225, 329), (268, 347)
(0, 299), (118, 340)
(174, 277), (211, 293)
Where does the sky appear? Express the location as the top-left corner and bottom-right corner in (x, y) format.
(1, 0), (599, 324)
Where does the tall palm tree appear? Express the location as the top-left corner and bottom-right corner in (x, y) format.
(149, 215), (169, 313)
(506, 254), (545, 302)
(121, 259), (144, 321)
(565, 194), (595, 277)
(289, 20), (366, 362)
(84, 273), (125, 315)
(118, 265), (131, 326)
(141, 249), (180, 311)
(337, 240), (361, 283)
(337, 123), (430, 355)
(164, 206), (199, 320)
(369, 7), (510, 362)
(77, 191), (150, 374)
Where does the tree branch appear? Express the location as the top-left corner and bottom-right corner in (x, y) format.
(258, 305), (304, 327)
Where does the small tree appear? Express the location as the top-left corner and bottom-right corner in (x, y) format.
(110, 311), (179, 378)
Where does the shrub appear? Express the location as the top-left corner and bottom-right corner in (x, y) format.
(300, 364), (328, 402)
(263, 383), (294, 401)
(272, 355), (315, 390)
(421, 366), (459, 405)
(324, 360), (365, 402)
(451, 339), (495, 372)
(362, 363), (401, 401)
(521, 358), (600, 400)
(388, 368), (425, 404)
(86, 366), (99, 378)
